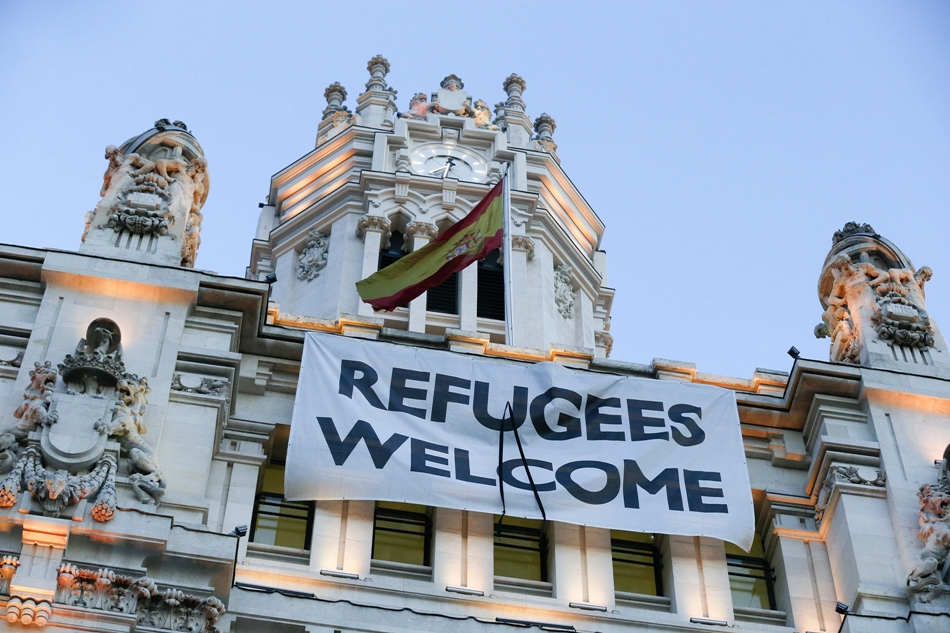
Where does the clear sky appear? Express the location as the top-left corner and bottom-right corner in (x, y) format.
(1, 1), (948, 380)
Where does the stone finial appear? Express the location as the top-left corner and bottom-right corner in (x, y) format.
(832, 222), (878, 245)
(365, 55), (391, 92)
(534, 113), (556, 139)
(493, 101), (507, 129)
(503, 74), (526, 110)
(441, 74), (464, 90)
(322, 82), (348, 119)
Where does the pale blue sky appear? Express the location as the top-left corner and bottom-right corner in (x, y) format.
(1, 1), (948, 379)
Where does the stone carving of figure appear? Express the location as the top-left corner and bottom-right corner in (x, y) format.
(130, 145), (189, 182)
(180, 219), (201, 268)
(6, 362), (59, 442)
(554, 264), (576, 319)
(907, 483), (950, 602)
(188, 156), (209, 210)
(474, 100), (498, 130)
(82, 210), (96, 243)
(100, 145), (123, 197)
(90, 327), (113, 360)
(399, 93), (430, 120)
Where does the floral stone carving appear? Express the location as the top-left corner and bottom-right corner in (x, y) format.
(814, 465), (886, 525)
(554, 264), (576, 319)
(296, 229), (330, 281)
(56, 564), (226, 633)
(171, 374), (230, 398)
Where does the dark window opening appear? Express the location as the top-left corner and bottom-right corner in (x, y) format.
(250, 428), (314, 550)
(611, 530), (662, 596)
(493, 516), (548, 582)
(371, 502), (432, 567)
(477, 249), (505, 320)
(378, 230), (457, 314)
(726, 536), (777, 611)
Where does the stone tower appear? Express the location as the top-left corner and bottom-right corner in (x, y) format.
(816, 222), (947, 374)
(81, 119), (210, 269)
(248, 57), (614, 356)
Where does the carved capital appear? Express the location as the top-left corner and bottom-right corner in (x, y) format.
(357, 215), (392, 250)
(814, 464), (886, 525)
(403, 221), (439, 252)
(512, 235), (535, 259)
(534, 113), (557, 138)
(365, 55), (391, 92)
(322, 82), (349, 120)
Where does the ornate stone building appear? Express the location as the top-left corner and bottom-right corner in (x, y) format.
(0, 57), (947, 632)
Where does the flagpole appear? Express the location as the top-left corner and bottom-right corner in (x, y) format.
(502, 166), (515, 347)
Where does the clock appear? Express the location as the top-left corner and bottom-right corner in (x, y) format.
(409, 143), (489, 183)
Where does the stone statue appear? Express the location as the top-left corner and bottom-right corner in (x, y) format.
(907, 482), (950, 602)
(399, 93), (430, 120)
(6, 362), (58, 441)
(474, 100), (498, 130)
(82, 121), (210, 268)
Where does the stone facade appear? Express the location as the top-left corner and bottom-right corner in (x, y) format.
(0, 57), (947, 632)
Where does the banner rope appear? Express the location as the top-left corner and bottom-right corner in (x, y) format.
(496, 401), (547, 533)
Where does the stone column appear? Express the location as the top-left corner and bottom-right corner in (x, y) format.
(509, 235), (534, 346)
(767, 528), (839, 632)
(459, 264), (478, 331)
(665, 535), (734, 624)
(309, 499), (374, 578)
(356, 215), (391, 317)
(433, 509), (494, 594)
(404, 221), (439, 333)
(549, 523), (614, 608)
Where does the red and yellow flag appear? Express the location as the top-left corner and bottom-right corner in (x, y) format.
(357, 179), (504, 311)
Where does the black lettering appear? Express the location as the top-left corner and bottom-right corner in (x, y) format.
(627, 399), (669, 442)
(338, 360), (385, 409)
(388, 367), (430, 419)
(684, 470), (728, 513)
(317, 417), (407, 468)
(473, 382), (528, 431)
(622, 460), (683, 511)
(454, 448), (496, 486)
(556, 460), (621, 504)
(432, 374), (471, 423)
(410, 438), (450, 478)
(669, 404), (705, 447)
(530, 387), (582, 440)
(498, 458), (555, 491)
(585, 395), (625, 441)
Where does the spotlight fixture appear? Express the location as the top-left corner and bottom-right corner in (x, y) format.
(264, 272), (277, 284)
(835, 602), (850, 615)
(229, 525), (248, 537)
(319, 569), (360, 580)
(787, 346), (801, 359)
(568, 602), (607, 612)
(445, 586), (484, 596)
(689, 617), (728, 626)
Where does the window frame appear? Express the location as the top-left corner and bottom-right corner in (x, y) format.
(370, 502), (433, 568)
(493, 517), (550, 583)
(249, 460), (315, 551)
(726, 551), (778, 611)
(610, 533), (664, 597)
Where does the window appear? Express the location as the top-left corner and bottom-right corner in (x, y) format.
(725, 535), (777, 611)
(250, 427), (314, 550)
(477, 249), (505, 320)
(371, 502), (432, 567)
(611, 530), (662, 596)
(378, 231), (458, 314)
(493, 516), (549, 582)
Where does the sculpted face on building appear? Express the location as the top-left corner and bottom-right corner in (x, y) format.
(0, 54), (947, 632)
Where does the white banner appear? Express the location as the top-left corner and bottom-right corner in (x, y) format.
(287, 332), (755, 549)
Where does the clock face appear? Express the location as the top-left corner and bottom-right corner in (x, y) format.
(409, 144), (489, 183)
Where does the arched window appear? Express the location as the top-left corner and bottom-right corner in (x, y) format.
(477, 249), (505, 320)
(378, 231), (458, 315)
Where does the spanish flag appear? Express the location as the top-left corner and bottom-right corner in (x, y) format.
(357, 179), (505, 311)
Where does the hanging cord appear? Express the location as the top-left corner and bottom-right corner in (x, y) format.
(496, 401), (547, 532)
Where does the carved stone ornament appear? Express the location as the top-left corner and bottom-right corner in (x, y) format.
(403, 221), (439, 252)
(813, 464), (886, 525)
(357, 215), (392, 249)
(832, 221), (879, 245)
(55, 564), (226, 633)
(87, 121), (210, 268)
(595, 331), (614, 358)
(322, 82), (349, 120)
(171, 373), (231, 398)
(503, 74), (527, 110)
(296, 229), (330, 281)
(0, 320), (166, 516)
(554, 264), (576, 319)
(906, 450), (950, 603)
(512, 235), (536, 260)
(365, 54), (392, 92)
(6, 596), (52, 627)
(0, 349), (24, 368)
(399, 92), (430, 120)
(317, 110), (356, 144)
(474, 100), (499, 130)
